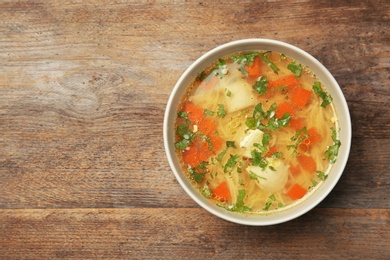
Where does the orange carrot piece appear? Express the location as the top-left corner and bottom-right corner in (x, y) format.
(269, 75), (300, 91)
(182, 137), (211, 168)
(306, 127), (321, 146)
(209, 134), (223, 153)
(289, 118), (304, 130)
(198, 119), (216, 135)
(265, 145), (278, 157)
(276, 102), (295, 119)
(245, 57), (261, 78)
(297, 155), (316, 173)
(183, 102), (204, 123)
(287, 183), (307, 200)
(182, 145), (201, 168)
(212, 181), (231, 201)
(290, 87), (312, 109)
(289, 163), (301, 176)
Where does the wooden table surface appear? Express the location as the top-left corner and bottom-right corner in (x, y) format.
(1, 1), (389, 259)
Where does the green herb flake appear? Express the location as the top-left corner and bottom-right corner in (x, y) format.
(198, 133), (213, 151)
(249, 171), (258, 180)
(204, 109), (214, 116)
(175, 123), (194, 151)
(261, 51), (279, 74)
(313, 82), (333, 108)
(226, 141), (236, 148)
(217, 189), (252, 213)
(253, 143), (268, 156)
(253, 76), (268, 95)
(174, 139), (191, 151)
(316, 171), (328, 181)
(178, 111), (188, 119)
(259, 158), (268, 170)
(251, 150), (262, 166)
(287, 126), (309, 157)
(232, 52), (258, 65)
(224, 154), (240, 173)
(189, 162), (208, 183)
(234, 189), (252, 212)
(249, 171), (267, 180)
(271, 151), (283, 159)
(201, 186), (212, 198)
(325, 127), (341, 163)
(178, 111), (191, 124)
(217, 104), (227, 118)
(262, 132), (271, 146)
(264, 113), (291, 131)
(264, 194), (276, 210)
(216, 149), (227, 164)
(225, 88), (232, 97)
(287, 62), (303, 77)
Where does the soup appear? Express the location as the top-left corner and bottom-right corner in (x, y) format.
(174, 51), (341, 214)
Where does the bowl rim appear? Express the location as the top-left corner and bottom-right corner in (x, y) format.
(164, 38), (352, 226)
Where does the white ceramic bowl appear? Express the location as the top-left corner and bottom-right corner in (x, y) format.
(164, 39), (351, 226)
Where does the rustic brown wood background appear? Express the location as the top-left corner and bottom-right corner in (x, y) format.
(1, 0), (389, 259)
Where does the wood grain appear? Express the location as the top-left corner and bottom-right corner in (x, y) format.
(1, 208), (389, 259)
(1, 0), (389, 258)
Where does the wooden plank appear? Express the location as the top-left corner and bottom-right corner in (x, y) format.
(0, 1), (389, 210)
(1, 208), (389, 259)
(0, 0), (389, 258)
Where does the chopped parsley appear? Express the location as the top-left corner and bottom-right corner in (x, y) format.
(251, 149), (262, 166)
(175, 123), (194, 151)
(225, 88), (232, 97)
(204, 109), (214, 116)
(263, 113), (291, 131)
(217, 104), (226, 118)
(287, 126), (309, 157)
(189, 162), (207, 183)
(262, 132), (271, 146)
(224, 154), (240, 173)
(313, 82), (333, 108)
(325, 127), (341, 163)
(253, 76), (268, 95)
(220, 189), (251, 213)
(253, 143), (268, 156)
(232, 52), (258, 65)
(216, 149), (227, 165)
(310, 179), (319, 188)
(316, 171), (328, 181)
(264, 194), (276, 210)
(198, 133), (213, 151)
(234, 189), (252, 212)
(246, 103), (290, 131)
(178, 111), (190, 124)
(226, 141), (236, 148)
(287, 62), (303, 77)
(200, 186), (212, 198)
(249, 171), (267, 180)
(271, 151), (283, 159)
(260, 51), (279, 74)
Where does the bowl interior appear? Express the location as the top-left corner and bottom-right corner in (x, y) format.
(164, 39), (351, 226)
